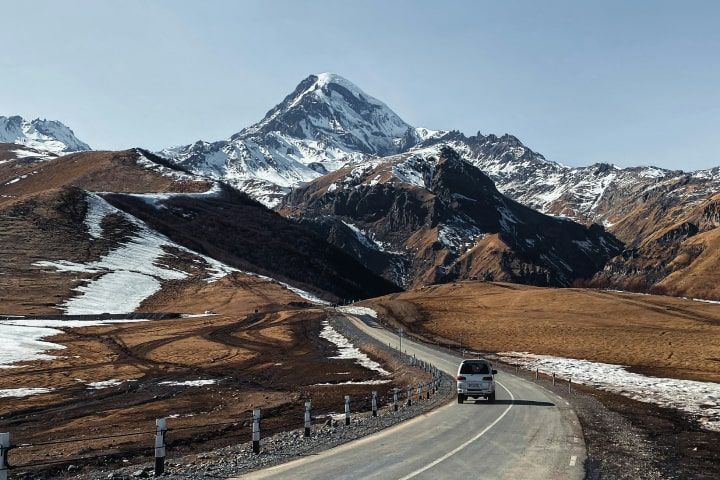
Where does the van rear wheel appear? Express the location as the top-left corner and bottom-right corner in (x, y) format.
(457, 394), (465, 404)
(487, 392), (496, 403)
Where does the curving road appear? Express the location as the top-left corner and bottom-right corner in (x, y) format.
(234, 314), (585, 480)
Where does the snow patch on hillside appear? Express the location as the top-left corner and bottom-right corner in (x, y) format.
(319, 320), (388, 375)
(0, 388), (53, 398)
(337, 306), (378, 318)
(0, 318), (146, 367)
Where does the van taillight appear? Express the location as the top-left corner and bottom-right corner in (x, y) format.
(483, 376), (493, 381)
(456, 376), (466, 381)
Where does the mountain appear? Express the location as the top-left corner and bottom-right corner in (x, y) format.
(279, 146), (623, 288)
(0, 115), (90, 155)
(161, 73), (427, 207)
(158, 72), (718, 296)
(589, 192), (720, 299)
(0, 147), (398, 314)
(413, 131), (720, 241)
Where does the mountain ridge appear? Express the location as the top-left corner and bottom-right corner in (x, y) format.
(0, 115), (90, 155)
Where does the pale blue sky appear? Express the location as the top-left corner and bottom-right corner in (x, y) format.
(2, 0), (718, 170)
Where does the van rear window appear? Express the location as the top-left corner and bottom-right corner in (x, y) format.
(460, 362), (490, 374)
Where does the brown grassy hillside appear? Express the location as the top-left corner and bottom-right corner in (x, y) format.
(363, 282), (720, 383)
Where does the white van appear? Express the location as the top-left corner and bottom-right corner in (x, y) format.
(456, 359), (497, 403)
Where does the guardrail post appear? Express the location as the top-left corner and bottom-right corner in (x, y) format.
(154, 418), (167, 476)
(393, 388), (399, 411)
(407, 385), (412, 406)
(304, 401), (312, 437)
(372, 391), (378, 417)
(252, 409), (261, 454)
(344, 395), (351, 425)
(0, 432), (9, 480)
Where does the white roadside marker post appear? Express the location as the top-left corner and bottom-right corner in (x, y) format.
(418, 384), (422, 402)
(252, 409), (261, 454)
(304, 401), (312, 438)
(393, 388), (399, 411)
(372, 392), (378, 417)
(154, 418), (167, 476)
(568, 377), (572, 394)
(0, 432), (9, 480)
(535, 368), (539, 382)
(407, 385), (412, 406)
(344, 395), (351, 426)
(552, 372), (556, 386)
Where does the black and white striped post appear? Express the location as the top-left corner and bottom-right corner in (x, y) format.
(371, 391), (378, 417)
(393, 388), (399, 411)
(252, 409), (261, 454)
(535, 368), (539, 382)
(426, 382), (430, 400)
(417, 383), (422, 401)
(154, 418), (167, 476)
(552, 372), (556, 386)
(0, 432), (9, 480)
(406, 385), (412, 406)
(304, 401), (312, 438)
(344, 395), (351, 426)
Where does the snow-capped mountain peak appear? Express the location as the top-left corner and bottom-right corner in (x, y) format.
(161, 73), (425, 207)
(0, 115), (90, 155)
(236, 72), (417, 155)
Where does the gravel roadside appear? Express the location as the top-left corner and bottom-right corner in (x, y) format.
(492, 363), (720, 480)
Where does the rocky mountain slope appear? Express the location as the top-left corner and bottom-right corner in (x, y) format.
(280, 146), (623, 288)
(590, 192), (720, 299)
(0, 115), (90, 155)
(160, 73), (431, 207)
(414, 131), (720, 244)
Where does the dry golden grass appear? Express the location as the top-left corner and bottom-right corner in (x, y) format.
(364, 282), (720, 382)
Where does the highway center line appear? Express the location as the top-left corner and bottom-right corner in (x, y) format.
(395, 380), (516, 480)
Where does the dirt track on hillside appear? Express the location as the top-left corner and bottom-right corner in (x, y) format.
(0, 275), (424, 479)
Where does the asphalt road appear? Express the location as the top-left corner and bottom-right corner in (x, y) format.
(235, 314), (586, 480)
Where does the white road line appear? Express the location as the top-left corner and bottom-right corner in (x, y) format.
(569, 455), (577, 466)
(396, 381), (515, 480)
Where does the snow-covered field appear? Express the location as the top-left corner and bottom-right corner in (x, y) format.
(0, 387), (53, 398)
(319, 320), (389, 376)
(159, 379), (219, 387)
(337, 306), (378, 318)
(314, 380), (391, 386)
(86, 379), (127, 390)
(0, 318), (146, 368)
(498, 352), (720, 431)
